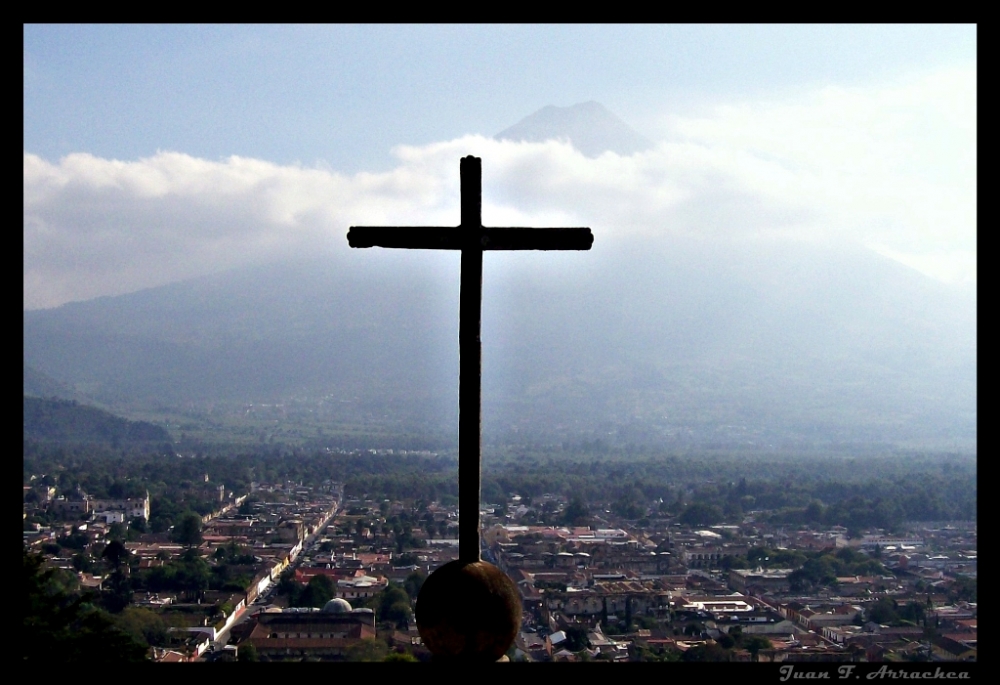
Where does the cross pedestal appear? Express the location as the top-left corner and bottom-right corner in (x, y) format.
(348, 156), (592, 660)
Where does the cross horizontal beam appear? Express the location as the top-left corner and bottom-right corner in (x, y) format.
(347, 156), (592, 566)
(347, 226), (593, 251)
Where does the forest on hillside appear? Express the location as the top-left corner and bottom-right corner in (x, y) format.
(24, 396), (172, 446)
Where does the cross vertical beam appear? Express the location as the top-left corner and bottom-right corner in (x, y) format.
(459, 156), (483, 563)
(347, 155), (592, 569)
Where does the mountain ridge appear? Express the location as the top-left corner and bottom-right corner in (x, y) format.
(495, 101), (653, 157)
(23, 235), (976, 450)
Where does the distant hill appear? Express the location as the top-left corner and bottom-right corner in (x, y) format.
(23, 396), (172, 445)
(495, 101), (653, 157)
(479, 237), (976, 450)
(23, 255), (460, 430)
(24, 363), (92, 404)
(22, 236), (976, 451)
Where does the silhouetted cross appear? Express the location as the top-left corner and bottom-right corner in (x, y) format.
(348, 156), (592, 563)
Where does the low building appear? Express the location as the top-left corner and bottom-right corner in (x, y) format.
(243, 600), (377, 661)
(729, 568), (793, 593)
(90, 492), (151, 521)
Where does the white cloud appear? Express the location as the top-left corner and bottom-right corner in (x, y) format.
(662, 64), (976, 263)
(23, 64), (975, 309)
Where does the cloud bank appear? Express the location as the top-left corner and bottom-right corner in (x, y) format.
(24, 65), (975, 310)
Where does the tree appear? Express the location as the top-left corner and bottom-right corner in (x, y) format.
(612, 487), (644, 519)
(102, 567), (133, 613)
(384, 651), (418, 662)
(948, 576), (976, 603)
(176, 550), (211, 600)
(113, 606), (167, 647)
(804, 500), (825, 524)
(679, 502), (723, 526)
(789, 556), (837, 592)
(102, 539), (130, 570)
(345, 638), (389, 662)
(72, 552), (94, 573)
(377, 584), (412, 627)
(238, 497), (257, 517)
(58, 531), (90, 551)
(396, 552), (419, 566)
(867, 597), (900, 625)
(403, 570), (425, 600)
(897, 601), (926, 625)
(172, 512), (203, 548)
(635, 615), (658, 630)
(24, 549), (148, 662)
(562, 496), (589, 526)
(276, 569), (302, 605)
(107, 522), (127, 542)
(682, 643), (730, 662)
(743, 635), (771, 662)
(717, 633), (735, 649)
(563, 626), (589, 652)
(299, 575), (335, 608)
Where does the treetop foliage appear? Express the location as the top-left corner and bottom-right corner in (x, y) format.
(24, 549), (148, 662)
(24, 445), (975, 536)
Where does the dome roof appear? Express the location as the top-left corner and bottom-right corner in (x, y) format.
(322, 598), (353, 613)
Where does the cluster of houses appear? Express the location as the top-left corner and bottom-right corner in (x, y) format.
(25, 478), (345, 661)
(480, 505), (976, 662)
(24, 476), (976, 662)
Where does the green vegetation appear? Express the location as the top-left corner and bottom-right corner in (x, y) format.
(947, 576), (976, 603)
(137, 549), (211, 600)
(344, 638), (389, 662)
(403, 570), (425, 600)
(113, 606), (169, 648)
(24, 549), (149, 662)
(787, 547), (888, 592)
(172, 512), (203, 548)
(273, 572), (341, 610)
(238, 642), (259, 661)
(865, 597), (929, 627)
(24, 444), (975, 539)
(562, 496), (590, 526)
(24, 396), (171, 445)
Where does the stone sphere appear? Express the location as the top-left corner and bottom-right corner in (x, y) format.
(415, 559), (522, 661)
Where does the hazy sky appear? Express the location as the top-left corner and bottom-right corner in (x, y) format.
(24, 24), (976, 310)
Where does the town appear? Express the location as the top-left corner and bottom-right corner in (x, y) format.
(23, 447), (976, 663)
